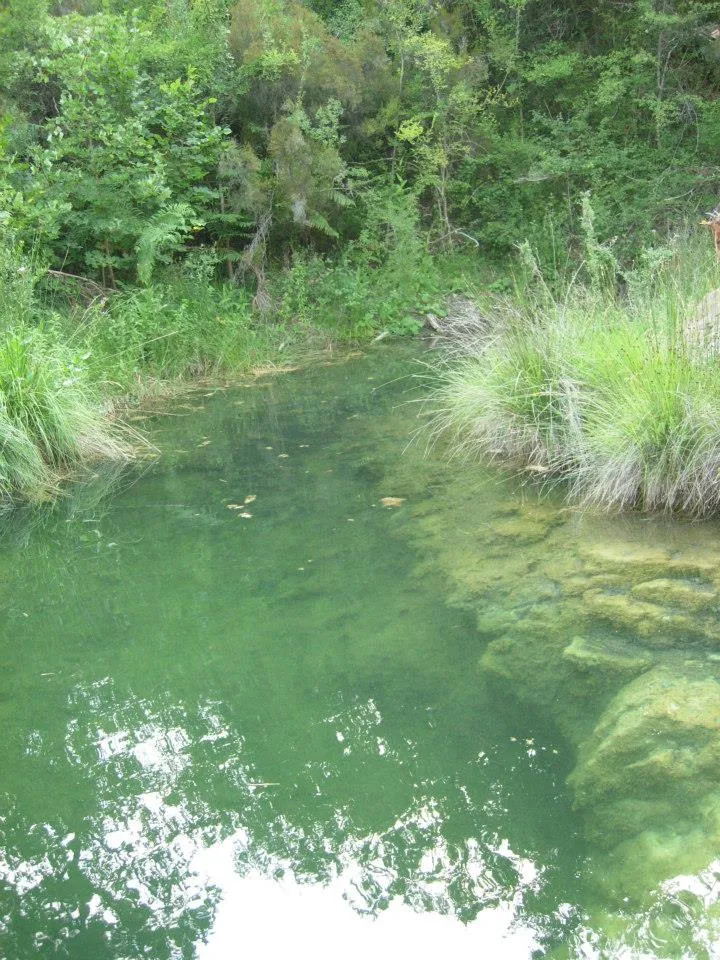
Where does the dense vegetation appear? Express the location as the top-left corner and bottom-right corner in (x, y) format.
(3, 0), (720, 505)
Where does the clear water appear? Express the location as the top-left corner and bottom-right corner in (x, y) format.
(2, 346), (720, 959)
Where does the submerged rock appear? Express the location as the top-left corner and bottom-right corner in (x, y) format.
(490, 516), (551, 543)
(571, 667), (720, 805)
(570, 666), (720, 895)
(562, 636), (652, 689)
(580, 539), (672, 580)
(582, 589), (693, 643)
(631, 578), (717, 611)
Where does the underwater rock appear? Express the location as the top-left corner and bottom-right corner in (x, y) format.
(480, 610), (624, 744)
(666, 551), (720, 579)
(379, 424), (720, 904)
(475, 605), (519, 637)
(571, 667), (720, 806)
(569, 666), (720, 894)
(582, 589), (692, 642)
(562, 636), (652, 690)
(562, 576), (596, 597)
(490, 516), (550, 543)
(580, 540), (673, 580)
(631, 578), (717, 611)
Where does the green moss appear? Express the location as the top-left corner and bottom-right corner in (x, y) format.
(632, 578), (717, 611)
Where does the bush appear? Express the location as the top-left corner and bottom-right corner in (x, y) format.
(272, 186), (444, 337)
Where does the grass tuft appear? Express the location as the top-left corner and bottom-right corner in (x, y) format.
(0, 328), (132, 502)
(429, 237), (720, 515)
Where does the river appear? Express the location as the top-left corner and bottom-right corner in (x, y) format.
(1, 345), (719, 958)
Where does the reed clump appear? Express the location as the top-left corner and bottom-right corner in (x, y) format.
(0, 328), (132, 502)
(429, 239), (720, 514)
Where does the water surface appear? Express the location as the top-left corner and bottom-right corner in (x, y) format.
(1, 346), (720, 958)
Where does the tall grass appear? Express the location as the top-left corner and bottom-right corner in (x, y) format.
(0, 238), (318, 503)
(0, 240), (132, 502)
(78, 281), (293, 393)
(429, 233), (720, 514)
(0, 328), (132, 502)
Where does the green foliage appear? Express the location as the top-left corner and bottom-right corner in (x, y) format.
(5, 0), (720, 284)
(1, 10), (228, 282)
(429, 246), (720, 514)
(136, 203), (198, 285)
(273, 185), (442, 336)
(82, 279), (293, 388)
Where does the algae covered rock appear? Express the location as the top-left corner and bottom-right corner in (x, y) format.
(579, 539), (672, 580)
(569, 666), (720, 895)
(631, 578), (717, 611)
(378, 411), (720, 905)
(561, 636), (652, 690)
(490, 516), (551, 543)
(479, 610), (633, 745)
(581, 589), (693, 643)
(571, 666), (720, 805)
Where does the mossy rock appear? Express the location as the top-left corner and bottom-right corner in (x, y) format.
(667, 551), (720, 579)
(579, 540), (673, 581)
(490, 516), (551, 543)
(479, 610), (609, 744)
(566, 667), (720, 897)
(562, 636), (652, 692)
(631, 577), (717, 611)
(562, 575), (596, 597)
(570, 667), (720, 808)
(476, 604), (519, 637)
(582, 589), (693, 641)
(586, 813), (720, 906)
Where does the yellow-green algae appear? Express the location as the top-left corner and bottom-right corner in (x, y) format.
(366, 421), (720, 916)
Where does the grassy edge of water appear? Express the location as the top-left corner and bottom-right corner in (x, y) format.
(0, 254), (435, 504)
(0, 223), (497, 505)
(427, 236), (720, 516)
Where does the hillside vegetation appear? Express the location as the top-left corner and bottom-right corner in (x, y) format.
(3, 0), (720, 505)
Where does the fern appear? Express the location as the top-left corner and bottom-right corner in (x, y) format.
(135, 203), (197, 285)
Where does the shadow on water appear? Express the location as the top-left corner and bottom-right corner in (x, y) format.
(1, 345), (719, 958)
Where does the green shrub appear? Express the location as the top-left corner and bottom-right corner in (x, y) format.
(272, 186), (445, 337)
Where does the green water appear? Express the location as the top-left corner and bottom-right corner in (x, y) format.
(2, 347), (720, 959)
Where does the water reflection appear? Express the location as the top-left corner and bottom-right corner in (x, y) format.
(0, 677), (568, 958)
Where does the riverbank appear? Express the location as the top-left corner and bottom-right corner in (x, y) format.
(0, 238), (476, 504)
(428, 235), (720, 515)
(9, 229), (720, 516)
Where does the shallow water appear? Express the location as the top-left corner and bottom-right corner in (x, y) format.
(1, 346), (720, 958)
